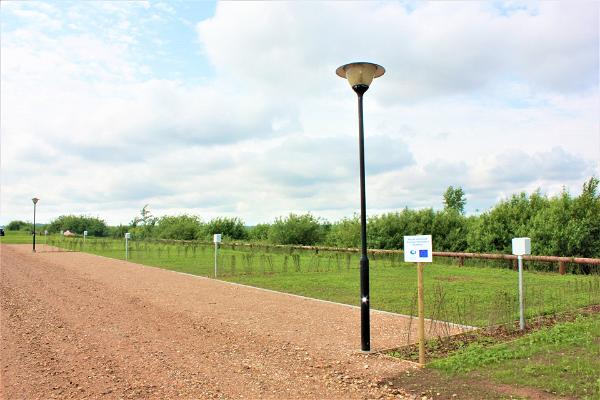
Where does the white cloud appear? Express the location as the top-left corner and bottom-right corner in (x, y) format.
(1, 1), (598, 226)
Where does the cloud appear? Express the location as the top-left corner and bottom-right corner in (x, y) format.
(1, 2), (598, 226)
(198, 2), (598, 103)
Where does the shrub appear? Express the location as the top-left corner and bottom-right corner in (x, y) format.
(269, 213), (324, 245)
(47, 215), (109, 236)
(6, 220), (29, 231)
(204, 217), (248, 240)
(155, 215), (202, 241)
(325, 216), (360, 248)
(248, 223), (271, 242)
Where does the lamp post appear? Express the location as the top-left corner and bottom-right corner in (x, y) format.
(336, 62), (385, 352)
(32, 197), (39, 252)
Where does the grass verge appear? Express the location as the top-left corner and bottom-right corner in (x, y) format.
(428, 312), (600, 399)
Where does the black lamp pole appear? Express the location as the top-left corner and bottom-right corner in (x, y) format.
(337, 62), (384, 353)
(353, 84), (371, 352)
(32, 197), (39, 252)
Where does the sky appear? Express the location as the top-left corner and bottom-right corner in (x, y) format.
(1, 1), (599, 226)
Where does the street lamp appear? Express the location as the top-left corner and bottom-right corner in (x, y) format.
(32, 197), (39, 252)
(336, 62), (385, 352)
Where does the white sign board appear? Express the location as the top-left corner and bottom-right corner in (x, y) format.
(125, 232), (131, 239)
(213, 234), (222, 243)
(404, 235), (433, 263)
(83, 230), (88, 236)
(512, 237), (531, 256)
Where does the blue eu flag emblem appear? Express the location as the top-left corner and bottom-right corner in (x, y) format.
(419, 250), (428, 258)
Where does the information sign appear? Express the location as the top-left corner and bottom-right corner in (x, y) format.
(404, 235), (433, 263)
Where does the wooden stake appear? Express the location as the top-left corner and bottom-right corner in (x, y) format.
(417, 262), (425, 366)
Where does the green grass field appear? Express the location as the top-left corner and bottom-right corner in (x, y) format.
(4, 233), (596, 329)
(431, 314), (600, 399)
(0, 230), (38, 244)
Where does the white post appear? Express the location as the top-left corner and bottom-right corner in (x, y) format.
(213, 233), (222, 278)
(214, 242), (218, 278)
(125, 233), (131, 260)
(512, 237), (530, 331)
(518, 255), (524, 330)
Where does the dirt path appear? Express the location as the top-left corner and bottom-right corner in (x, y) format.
(0, 244), (467, 399)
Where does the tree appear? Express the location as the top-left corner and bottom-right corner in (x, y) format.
(443, 186), (466, 214)
(5, 220), (29, 231)
(47, 215), (109, 236)
(204, 217), (248, 240)
(248, 223), (271, 242)
(325, 216), (361, 248)
(269, 213), (325, 245)
(154, 215), (203, 241)
(130, 205), (158, 238)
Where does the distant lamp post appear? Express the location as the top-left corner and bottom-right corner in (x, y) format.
(336, 62), (385, 352)
(32, 197), (39, 252)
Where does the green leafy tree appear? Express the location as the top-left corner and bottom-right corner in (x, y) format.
(325, 215), (361, 248)
(5, 220), (29, 231)
(431, 211), (470, 252)
(108, 224), (130, 239)
(467, 191), (549, 253)
(530, 177), (600, 258)
(204, 217), (248, 240)
(154, 215), (203, 241)
(47, 215), (109, 236)
(443, 186), (466, 214)
(269, 213), (325, 245)
(368, 209), (435, 249)
(248, 223), (271, 242)
(130, 205), (157, 239)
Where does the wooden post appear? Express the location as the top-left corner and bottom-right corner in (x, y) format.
(458, 257), (464, 267)
(417, 262), (425, 366)
(559, 261), (566, 275)
(512, 259), (518, 271)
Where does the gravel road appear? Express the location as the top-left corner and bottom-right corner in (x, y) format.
(1, 244), (459, 399)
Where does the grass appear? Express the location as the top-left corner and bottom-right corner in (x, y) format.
(0, 230), (39, 244)
(6, 235), (595, 330)
(430, 313), (600, 399)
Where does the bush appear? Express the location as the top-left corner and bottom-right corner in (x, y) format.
(154, 215), (202, 241)
(368, 209), (435, 249)
(204, 217), (248, 240)
(466, 191), (548, 254)
(248, 223), (271, 242)
(529, 178), (600, 258)
(47, 215), (109, 236)
(108, 224), (130, 239)
(269, 213), (324, 245)
(6, 220), (29, 231)
(325, 216), (360, 248)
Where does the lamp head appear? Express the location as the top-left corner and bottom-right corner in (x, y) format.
(336, 62), (385, 94)
(32, 197), (39, 205)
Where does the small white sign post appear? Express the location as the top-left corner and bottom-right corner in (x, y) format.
(44, 230), (48, 245)
(213, 234), (222, 278)
(125, 232), (131, 260)
(404, 234), (433, 366)
(83, 230), (88, 248)
(512, 237), (531, 331)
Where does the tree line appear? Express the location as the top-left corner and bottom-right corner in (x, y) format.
(6, 177), (599, 258)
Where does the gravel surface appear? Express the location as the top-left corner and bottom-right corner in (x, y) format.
(1, 244), (461, 399)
